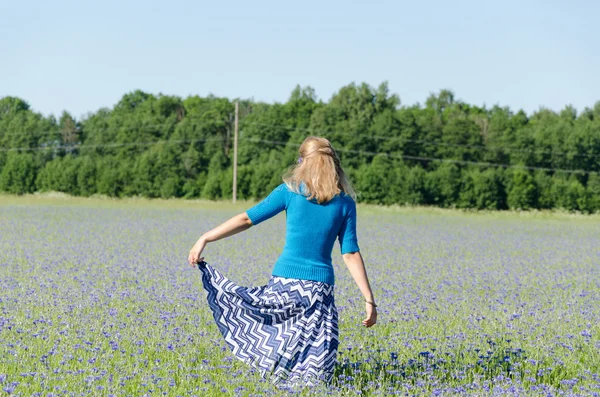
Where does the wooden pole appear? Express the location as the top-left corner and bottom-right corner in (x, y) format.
(232, 101), (239, 203)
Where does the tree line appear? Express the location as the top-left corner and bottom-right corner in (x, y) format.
(1, 83), (599, 212)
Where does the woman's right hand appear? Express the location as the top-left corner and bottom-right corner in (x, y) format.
(188, 237), (207, 266)
(363, 303), (377, 328)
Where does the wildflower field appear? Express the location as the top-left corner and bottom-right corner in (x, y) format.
(1, 196), (599, 396)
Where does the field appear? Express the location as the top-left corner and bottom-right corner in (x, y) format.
(1, 195), (599, 396)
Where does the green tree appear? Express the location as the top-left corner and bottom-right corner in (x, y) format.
(356, 154), (393, 204)
(0, 97), (58, 152)
(202, 150), (229, 200)
(96, 156), (129, 197)
(425, 163), (461, 207)
(36, 155), (80, 195)
(458, 168), (505, 210)
(586, 173), (600, 213)
(0, 153), (37, 194)
(401, 166), (427, 205)
(533, 171), (554, 209)
(36, 158), (63, 192)
(550, 174), (579, 211)
(59, 111), (80, 150)
(2, 85), (599, 211)
(559, 175), (588, 212)
(506, 169), (537, 210)
(77, 156), (97, 196)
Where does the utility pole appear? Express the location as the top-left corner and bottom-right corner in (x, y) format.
(232, 101), (239, 203)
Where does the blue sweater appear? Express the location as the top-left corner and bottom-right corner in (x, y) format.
(245, 183), (360, 285)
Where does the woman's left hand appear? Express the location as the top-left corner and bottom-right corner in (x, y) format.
(188, 238), (207, 266)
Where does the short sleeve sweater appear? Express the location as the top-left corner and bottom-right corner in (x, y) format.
(245, 182), (360, 285)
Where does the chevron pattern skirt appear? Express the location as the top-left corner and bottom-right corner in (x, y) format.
(197, 261), (339, 388)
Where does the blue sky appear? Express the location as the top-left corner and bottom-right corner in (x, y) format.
(1, 0), (598, 119)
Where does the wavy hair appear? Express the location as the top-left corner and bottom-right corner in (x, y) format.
(282, 136), (356, 203)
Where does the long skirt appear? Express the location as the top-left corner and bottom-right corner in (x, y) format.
(196, 261), (339, 389)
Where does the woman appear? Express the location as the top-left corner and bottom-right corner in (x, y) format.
(187, 136), (377, 389)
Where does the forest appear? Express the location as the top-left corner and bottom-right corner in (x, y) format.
(1, 83), (599, 212)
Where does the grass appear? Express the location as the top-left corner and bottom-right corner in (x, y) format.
(1, 194), (599, 396)
(2, 192), (599, 221)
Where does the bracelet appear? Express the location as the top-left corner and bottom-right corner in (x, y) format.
(364, 299), (378, 308)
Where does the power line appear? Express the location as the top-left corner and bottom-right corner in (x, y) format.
(0, 134), (595, 174)
(1, 127), (597, 175)
(0, 121), (216, 139)
(241, 137), (595, 175)
(0, 137), (226, 153)
(2, 119), (598, 160)
(242, 121), (600, 160)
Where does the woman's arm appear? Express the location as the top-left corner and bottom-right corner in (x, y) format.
(188, 212), (253, 265)
(189, 184), (287, 266)
(342, 251), (377, 327)
(200, 212), (253, 243)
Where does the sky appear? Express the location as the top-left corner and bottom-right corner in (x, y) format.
(1, 0), (598, 120)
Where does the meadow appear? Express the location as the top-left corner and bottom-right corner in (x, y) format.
(1, 195), (599, 396)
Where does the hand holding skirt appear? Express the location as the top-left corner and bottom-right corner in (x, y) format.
(197, 261), (339, 389)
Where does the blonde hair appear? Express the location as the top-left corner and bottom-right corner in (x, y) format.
(282, 136), (356, 203)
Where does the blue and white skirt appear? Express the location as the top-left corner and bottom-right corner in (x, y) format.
(197, 261), (339, 388)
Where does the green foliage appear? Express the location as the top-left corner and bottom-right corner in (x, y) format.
(586, 173), (600, 213)
(356, 155), (394, 205)
(458, 168), (505, 210)
(533, 171), (555, 209)
(201, 150), (231, 200)
(96, 156), (128, 197)
(506, 169), (537, 210)
(557, 175), (589, 212)
(129, 143), (181, 198)
(219, 168), (233, 200)
(425, 163), (461, 207)
(182, 171), (207, 199)
(36, 156), (80, 194)
(1, 86), (599, 212)
(551, 174), (577, 211)
(0, 152), (37, 194)
(401, 166), (427, 205)
(76, 156), (97, 197)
